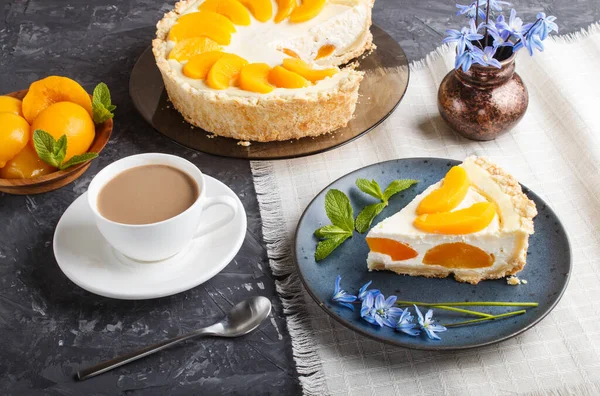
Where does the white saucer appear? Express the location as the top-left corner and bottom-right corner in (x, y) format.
(53, 175), (247, 300)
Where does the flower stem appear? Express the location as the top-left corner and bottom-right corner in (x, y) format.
(473, 0), (485, 49)
(484, 0), (491, 42)
(431, 305), (494, 318)
(443, 310), (527, 327)
(395, 301), (538, 307)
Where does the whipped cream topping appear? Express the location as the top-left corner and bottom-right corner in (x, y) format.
(164, 0), (370, 96)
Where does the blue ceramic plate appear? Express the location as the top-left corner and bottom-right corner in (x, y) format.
(294, 158), (571, 350)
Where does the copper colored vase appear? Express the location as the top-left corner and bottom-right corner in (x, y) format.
(438, 54), (528, 141)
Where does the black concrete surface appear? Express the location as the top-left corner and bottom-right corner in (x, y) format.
(0, 0), (597, 394)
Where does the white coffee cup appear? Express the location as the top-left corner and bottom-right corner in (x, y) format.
(87, 153), (238, 262)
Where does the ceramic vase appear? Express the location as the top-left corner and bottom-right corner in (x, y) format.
(438, 53), (528, 141)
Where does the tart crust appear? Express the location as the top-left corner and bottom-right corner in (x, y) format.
(367, 156), (537, 285)
(152, 0), (373, 142)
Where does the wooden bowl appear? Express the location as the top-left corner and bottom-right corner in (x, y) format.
(0, 90), (113, 195)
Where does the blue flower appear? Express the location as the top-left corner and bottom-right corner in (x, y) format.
(414, 305), (447, 340)
(455, 46), (485, 72)
(444, 19), (484, 55)
(395, 308), (420, 336)
(486, 23), (514, 47)
(357, 280), (380, 301)
(331, 275), (357, 310)
(455, 2), (485, 20)
(528, 12), (558, 40)
(360, 293), (403, 328)
(360, 291), (378, 324)
(373, 294), (404, 328)
(479, 46), (502, 68)
(496, 9), (525, 39)
(517, 32), (544, 56)
(486, 0), (511, 12)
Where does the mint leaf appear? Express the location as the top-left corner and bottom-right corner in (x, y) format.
(33, 129), (55, 155)
(315, 225), (352, 239)
(356, 179), (384, 201)
(93, 82), (111, 106)
(92, 105), (113, 124)
(315, 233), (351, 261)
(33, 129), (62, 168)
(59, 152), (99, 170)
(383, 179), (418, 202)
(53, 134), (68, 165)
(324, 189), (354, 232)
(315, 190), (355, 261)
(92, 82), (115, 124)
(355, 202), (387, 233)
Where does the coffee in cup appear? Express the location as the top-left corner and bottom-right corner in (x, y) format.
(87, 153), (238, 262)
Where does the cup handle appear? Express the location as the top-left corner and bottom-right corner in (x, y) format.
(193, 195), (239, 239)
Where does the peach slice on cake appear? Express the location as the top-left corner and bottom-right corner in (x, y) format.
(207, 53), (249, 89)
(416, 166), (470, 215)
(315, 44), (336, 60)
(281, 48), (300, 59)
(413, 202), (496, 235)
(281, 58), (338, 83)
(289, 0), (326, 23)
(423, 243), (494, 269)
(274, 0), (296, 23)
(199, 0), (252, 25)
(366, 238), (418, 262)
(168, 11), (235, 45)
(239, 63), (274, 94)
(268, 66), (310, 88)
(183, 51), (225, 80)
(238, 0), (273, 22)
(168, 37), (222, 62)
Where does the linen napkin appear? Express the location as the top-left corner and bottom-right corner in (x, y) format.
(251, 23), (600, 396)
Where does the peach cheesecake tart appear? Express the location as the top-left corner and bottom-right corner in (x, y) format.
(366, 156), (538, 284)
(153, 0), (374, 142)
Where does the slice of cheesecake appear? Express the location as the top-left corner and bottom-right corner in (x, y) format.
(366, 156), (537, 284)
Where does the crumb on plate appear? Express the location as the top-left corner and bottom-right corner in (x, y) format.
(237, 141), (251, 146)
(507, 276), (523, 286)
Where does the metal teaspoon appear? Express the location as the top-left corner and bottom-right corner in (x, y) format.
(76, 296), (272, 381)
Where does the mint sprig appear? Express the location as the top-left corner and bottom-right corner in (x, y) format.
(314, 189), (354, 261)
(314, 178), (419, 260)
(33, 129), (98, 170)
(92, 82), (116, 124)
(354, 178), (418, 233)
